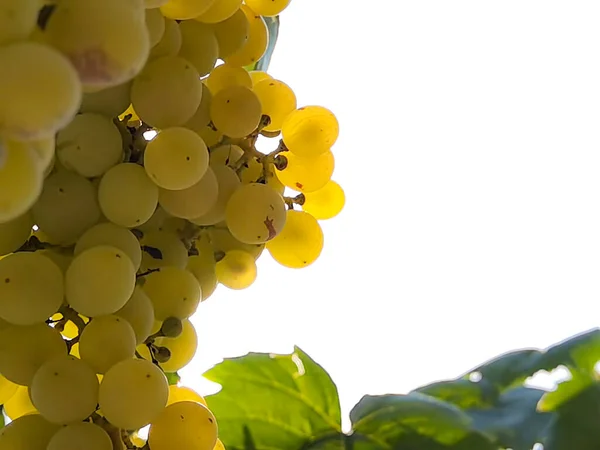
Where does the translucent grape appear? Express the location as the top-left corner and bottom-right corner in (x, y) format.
(80, 315), (136, 374)
(115, 287), (155, 344)
(167, 385), (207, 406)
(30, 355), (99, 424)
(192, 165), (241, 225)
(145, 7), (166, 47)
(66, 245), (136, 317)
(0, 0), (40, 45)
(266, 210), (324, 268)
(209, 144), (244, 167)
(248, 70), (272, 86)
(211, 8), (249, 59)
(149, 18), (182, 59)
(205, 63), (252, 94)
(4, 385), (37, 419)
(145, 128), (209, 190)
(8, 135), (56, 174)
(240, 156), (264, 184)
(216, 250), (257, 290)
(135, 206), (169, 234)
(207, 228), (264, 259)
(142, 267), (201, 320)
(140, 230), (188, 271)
(148, 401), (217, 450)
(226, 183), (286, 244)
(99, 359), (168, 430)
(160, 0), (216, 20)
(145, 0), (169, 7)
(0, 252), (63, 325)
(47, 423), (112, 450)
(178, 21), (219, 77)
(187, 255), (218, 301)
(301, 180), (346, 220)
(245, 0), (291, 16)
(98, 163), (159, 228)
(80, 80), (132, 118)
(184, 84), (213, 133)
(75, 222), (142, 271)
(155, 319), (198, 372)
(196, 0), (241, 23)
(211, 86), (262, 138)
(275, 150), (335, 193)
(0, 324), (66, 386)
(56, 113), (123, 178)
(254, 79), (297, 132)
(158, 167), (219, 219)
(0, 212), (33, 256)
(224, 5), (268, 67)
(282, 106), (339, 157)
(0, 373), (17, 405)
(0, 414), (59, 449)
(198, 125), (224, 147)
(0, 41), (81, 140)
(39, 249), (73, 274)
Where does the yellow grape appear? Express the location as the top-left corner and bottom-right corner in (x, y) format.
(197, 125), (224, 147)
(45, 0), (150, 90)
(276, 150), (335, 193)
(267, 210), (324, 268)
(80, 315), (136, 374)
(155, 319), (197, 372)
(148, 401), (217, 450)
(178, 21), (219, 77)
(66, 245), (136, 317)
(150, 18), (182, 59)
(39, 249), (73, 274)
(47, 423), (112, 450)
(115, 287), (155, 344)
(145, 0), (168, 7)
(30, 355), (99, 424)
(0, 252), (63, 325)
(146, 7), (166, 47)
(0, 0), (40, 45)
(0, 414), (59, 449)
(0, 41), (81, 140)
(196, 0), (241, 23)
(265, 167), (286, 195)
(0, 323), (66, 386)
(215, 438), (226, 450)
(0, 373), (18, 405)
(99, 359), (168, 430)
(248, 70), (273, 86)
(10, 135), (56, 173)
(187, 254), (218, 301)
(211, 8), (249, 59)
(184, 83), (213, 133)
(32, 170), (101, 245)
(160, 0), (216, 20)
(245, 0), (291, 16)
(224, 5), (268, 67)
(282, 106), (339, 157)
(98, 163), (159, 228)
(167, 385), (207, 406)
(211, 86), (262, 138)
(145, 127), (209, 190)
(0, 142), (43, 223)
(254, 79), (297, 132)
(240, 156), (264, 184)
(209, 144), (244, 167)
(207, 228), (264, 259)
(132, 56), (203, 128)
(4, 385), (37, 419)
(192, 165), (241, 225)
(80, 81), (132, 118)
(56, 113), (123, 178)
(159, 216), (188, 234)
(301, 180), (345, 220)
(140, 229), (188, 271)
(225, 183), (286, 244)
(0, 211), (34, 256)
(205, 63), (252, 94)
(142, 267), (201, 320)
(158, 166), (219, 219)
(216, 250), (257, 290)
(135, 205), (168, 234)
(75, 222), (142, 271)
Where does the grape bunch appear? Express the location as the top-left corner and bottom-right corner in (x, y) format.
(0, 0), (343, 448)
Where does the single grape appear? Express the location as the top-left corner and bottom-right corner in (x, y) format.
(167, 385), (207, 406)
(115, 287), (156, 344)
(205, 63), (252, 94)
(253, 79), (297, 132)
(158, 166), (219, 219)
(0, 414), (59, 449)
(282, 106), (339, 158)
(248, 70), (272, 86)
(150, 18), (182, 59)
(75, 222), (142, 271)
(80, 80), (132, 118)
(223, 5), (268, 67)
(184, 83), (213, 133)
(197, 125), (224, 147)
(4, 385), (37, 419)
(192, 164), (241, 226)
(161, 317), (183, 338)
(186, 254), (218, 301)
(0, 211), (34, 256)
(210, 8), (249, 59)
(216, 250), (257, 290)
(145, 7), (166, 47)
(140, 229), (188, 271)
(154, 319), (197, 372)
(210, 86), (262, 138)
(160, 0), (215, 20)
(207, 228), (265, 259)
(0, 0), (40, 45)
(195, 0), (241, 23)
(209, 144), (244, 167)
(178, 21), (219, 77)
(301, 180), (346, 220)
(47, 422), (112, 450)
(142, 267), (201, 320)
(245, 0), (291, 16)
(275, 150), (335, 193)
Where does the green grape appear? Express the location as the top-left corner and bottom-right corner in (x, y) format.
(282, 106), (339, 158)
(0, 373), (18, 405)
(32, 170), (101, 245)
(215, 438), (226, 450)
(0, 0), (40, 45)
(145, 7), (166, 47)
(196, 0), (241, 23)
(155, 319), (197, 372)
(0, 211), (33, 256)
(158, 166), (219, 219)
(187, 254), (217, 301)
(4, 385), (37, 419)
(167, 385), (207, 406)
(115, 287), (156, 344)
(267, 210), (324, 268)
(140, 230), (188, 271)
(79, 315), (136, 374)
(159, 216), (188, 234)
(0, 414), (59, 449)
(160, 0), (216, 20)
(66, 245), (136, 317)
(184, 83), (213, 133)
(131, 56), (202, 128)
(225, 183), (286, 244)
(240, 156), (264, 184)
(254, 79), (297, 132)
(205, 63), (252, 94)
(0, 252), (63, 325)
(135, 206), (168, 234)
(301, 180), (345, 220)
(224, 5), (268, 67)
(47, 422), (112, 450)
(145, 127), (209, 190)
(207, 228), (264, 259)
(216, 250), (257, 290)
(38, 249), (73, 274)
(276, 150), (335, 193)
(209, 144), (244, 166)
(45, 0), (150, 90)
(7, 134), (56, 173)
(197, 125), (223, 147)
(211, 86), (262, 138)
(192, 165), (241, 225)
(245, 0), (291, 16)
(178, 21), (219, 77)
(30, 355), (99, 424)
(149, 18), (182, 59)
(248, 70), (272, 86)
(148, 401), (217, 450)
(80, 81), (132, 118)
(75, 222), (142, 271)
(99, 358), (168, 430)
(56, 113), (123, 178)
(0, 323), (66, 386)
(98, 163), (159, 228)
(0, 41), (81, 140)
(142, 267), (201, 320)
(211, 8), (249, 60)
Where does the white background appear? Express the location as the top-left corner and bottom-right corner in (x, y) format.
(185, 0), (600, 430)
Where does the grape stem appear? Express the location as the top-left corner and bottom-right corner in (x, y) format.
(15, 235), (58, 253)
(136, 268), (161, 279)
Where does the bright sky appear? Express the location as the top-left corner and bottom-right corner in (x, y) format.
(184, 0), (600, 429)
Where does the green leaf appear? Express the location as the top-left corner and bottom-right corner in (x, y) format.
(414, 378), (498, 409)
(244, 16), (280, 72)
(537, 370), (596, 412)
(165, 372), (181, 386)
(464, 349), (542, 391)
(204, 346), (342, 450)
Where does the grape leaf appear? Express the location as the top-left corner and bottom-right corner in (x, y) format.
(165, 371), (180, 386)
(537, 370), (596, 413)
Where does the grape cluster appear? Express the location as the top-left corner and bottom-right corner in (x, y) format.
(0, 0), (343, 448)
